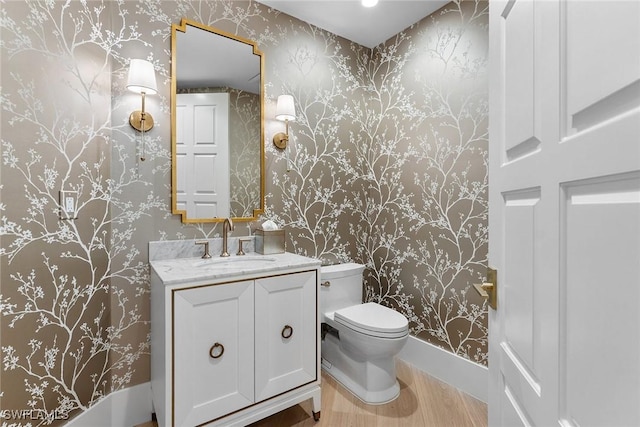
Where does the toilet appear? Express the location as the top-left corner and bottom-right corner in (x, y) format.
(320, 263), (409, 404)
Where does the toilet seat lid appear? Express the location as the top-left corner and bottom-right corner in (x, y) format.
(334, 302), (408, 338)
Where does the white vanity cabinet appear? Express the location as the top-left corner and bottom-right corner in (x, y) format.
(150, 253), (321, 427)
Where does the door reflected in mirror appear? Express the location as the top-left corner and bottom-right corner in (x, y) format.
(171, 18), (264, 223)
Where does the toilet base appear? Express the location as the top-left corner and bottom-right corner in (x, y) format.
(321, 332), (400, 405)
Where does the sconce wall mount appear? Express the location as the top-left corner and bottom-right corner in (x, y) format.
(272, 125), (289, 149)
(129, 96), (154, 132)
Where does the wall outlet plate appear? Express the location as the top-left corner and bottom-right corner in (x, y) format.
(59, 190), (78, 220)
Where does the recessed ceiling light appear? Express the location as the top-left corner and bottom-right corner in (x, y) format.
(362, 0), (378, 7)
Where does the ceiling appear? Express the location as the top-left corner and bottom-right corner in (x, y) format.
(256, 0), (451, 48)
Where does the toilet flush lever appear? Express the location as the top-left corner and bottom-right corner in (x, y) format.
(473, 267), (497, 310)
(321, 281), (331, 287)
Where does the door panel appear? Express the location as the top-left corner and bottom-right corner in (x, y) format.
(176, 93), (230, 218)
(565, 1), (640, 131)
(490, 0), (640, 426)
(562, 174), (640, 426)
(254, 271), (317, 401)
(173, 281), (254, 426)
(503, 0), (537, 157)
(503, 190), (540, 375)
(502, 384), (532, 427)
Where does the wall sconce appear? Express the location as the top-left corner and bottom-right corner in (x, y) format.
(127, 59), (157, 161)
(272, 95), (296, 150)
(127, 59), (157, 132)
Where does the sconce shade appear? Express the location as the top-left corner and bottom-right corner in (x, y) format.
(275, 95), (296, 122)
(128, 58), (156, 137)
(127, 59), (157, 95)
(362, 0), (378, 7)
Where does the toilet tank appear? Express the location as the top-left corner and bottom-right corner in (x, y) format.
(320, 263), (366, 318)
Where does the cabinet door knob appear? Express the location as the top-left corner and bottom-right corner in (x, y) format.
(209, 342), (224, 359)
(281, 325), (293, 339)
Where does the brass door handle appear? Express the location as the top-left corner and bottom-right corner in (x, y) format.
(281, 325), (293, 339)
(473, 267), (497, 310)
(209, 342), (224, 359)
(473, 282), (493, 297)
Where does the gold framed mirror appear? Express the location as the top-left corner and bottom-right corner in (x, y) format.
(171, 18), (265, 223)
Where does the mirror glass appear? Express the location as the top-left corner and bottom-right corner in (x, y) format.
(171, 18), (264, 223)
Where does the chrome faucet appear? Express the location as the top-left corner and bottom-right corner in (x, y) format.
(221, 218), (234, 257)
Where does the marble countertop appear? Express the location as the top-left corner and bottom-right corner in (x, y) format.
(150, 251), (321, 285)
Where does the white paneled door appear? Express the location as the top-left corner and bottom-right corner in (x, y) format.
(489, 1), (640, 426)
(175, 92), (230, 219)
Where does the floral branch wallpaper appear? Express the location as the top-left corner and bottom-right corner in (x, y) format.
(0, 0), (487, 424)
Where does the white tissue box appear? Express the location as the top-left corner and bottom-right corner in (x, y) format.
(255, 229), (285, 255)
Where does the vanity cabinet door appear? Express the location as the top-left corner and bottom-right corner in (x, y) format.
(254, 271), (317, 401)
(173, 281), (254, 427)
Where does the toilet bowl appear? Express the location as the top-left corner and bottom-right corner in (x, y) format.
(320, 263), (409, 404)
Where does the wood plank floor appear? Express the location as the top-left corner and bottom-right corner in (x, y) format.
(136, 360), (487, 427)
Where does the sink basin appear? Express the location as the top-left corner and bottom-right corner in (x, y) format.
(192, 256), (277, 268)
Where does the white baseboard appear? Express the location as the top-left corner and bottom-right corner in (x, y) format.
(398, 335), (488, 403)
(66, 382), (152, 427)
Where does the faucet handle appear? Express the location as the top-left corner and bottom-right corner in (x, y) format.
(237, 238), (252, 256)
(195, 240), (212, 259)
